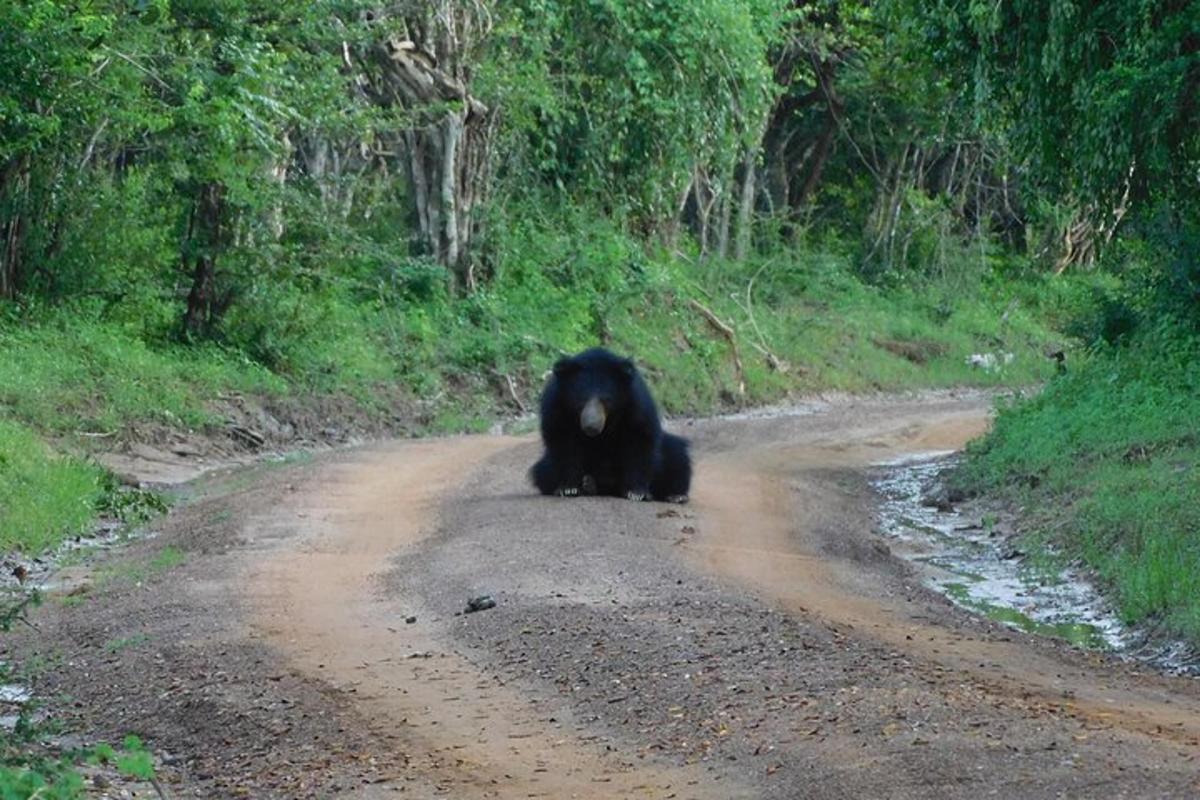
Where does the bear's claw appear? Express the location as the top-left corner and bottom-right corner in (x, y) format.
(625, 491), (648, 502)
(665, 494), (689, 504)
(558, 487), (580, 497)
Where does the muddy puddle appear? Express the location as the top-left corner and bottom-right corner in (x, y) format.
(0, 681), (34, 731)
(872, 454), (1200, 676)
(2, 520), (155, 595)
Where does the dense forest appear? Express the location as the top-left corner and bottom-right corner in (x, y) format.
(3, 0), (1103, 379)
(1, 0), (1198, 790)
(2, 1), (1195, 346)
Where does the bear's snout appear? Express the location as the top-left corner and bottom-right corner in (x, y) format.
(580, 397), (606, 437)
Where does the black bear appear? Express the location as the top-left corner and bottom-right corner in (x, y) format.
(529, 348), (691, 502)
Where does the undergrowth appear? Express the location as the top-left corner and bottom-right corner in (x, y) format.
(0, 420), (104, 553)
(0, 309), (284, 434)
(954, 324), (1200, 642)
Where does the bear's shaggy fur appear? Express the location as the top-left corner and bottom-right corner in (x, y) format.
(529, 348), (691, 502)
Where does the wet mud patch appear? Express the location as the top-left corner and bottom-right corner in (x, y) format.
(872, 454), (1200, 675)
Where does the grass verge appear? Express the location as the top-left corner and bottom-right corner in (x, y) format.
(0, 310), (284, 434)
(952, 325), (1200, 643)
(0, 420), (105, 554)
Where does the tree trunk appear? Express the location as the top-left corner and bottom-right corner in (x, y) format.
(734, 148), (757, 262)
(664, 179), (694, 252)
(0, 157), (30, 301)
(791, 112), (837, 211)
(762, 124), (791, 216)
(0, 212), (25, 302)
(267, 132), (291, 241)
(360, 15), (496, 287)
(716, 160), (735, 260)
(301, 138), (332, 211)
(183, 182), (226, 338)
(692, 168), (711, 257)
(791, 60), (842, 211)
(759, 86), (821, 228)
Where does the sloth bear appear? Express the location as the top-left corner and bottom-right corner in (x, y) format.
(529, 348), (691, 503)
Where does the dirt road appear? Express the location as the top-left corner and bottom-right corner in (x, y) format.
(16, 392), (1200, 798)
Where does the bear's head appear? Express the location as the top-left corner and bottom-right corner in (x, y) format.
(552, 349), (637, 437)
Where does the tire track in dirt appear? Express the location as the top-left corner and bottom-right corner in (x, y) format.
(239, 394), (1200, 798)
(246, 436), (736, 798)
(688, 410), (1200, 748)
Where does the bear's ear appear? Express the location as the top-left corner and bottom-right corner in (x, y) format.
(552, 357), (579, 378)
(619, 358), (637, 381)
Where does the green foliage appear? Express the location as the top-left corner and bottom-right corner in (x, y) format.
(0, 0), (170, 302)
(0, 590), (39, 635)
(1, 0), (1083, 360)
(0, 308), (283, 433)
(0, 2), (122, 162)
(484, 0), (782, 219)
(31, 170), (179, 333)
(0, 763), (84, 800)
(956, 324), (1200, 640)
(0, 719), (158, 800)
(0, 713), (160, 799)
(84, 735), (156, 785)
(0, 589), (156, 798)
(902, 0), (1200, 213)
(1111, 213), (1200, 331)
(409, 201), (1062, 412)
(97, 480), (170, 526)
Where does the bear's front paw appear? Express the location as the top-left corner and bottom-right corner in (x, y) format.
(557, 486), (580, 497)
(625, 490), (648, 502)
(665, 494), (689, 504)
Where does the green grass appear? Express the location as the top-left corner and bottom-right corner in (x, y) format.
(0, 310), (284, 434)
(673, 252), (1058, 402)
(103, 633), (151, 654)
(954, 325), (1200, 642)
(0, 730), (157, 799)
(0, 419), (104, 553)
(414, 213), (1065, 414)
(0, 762), (85, 799)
